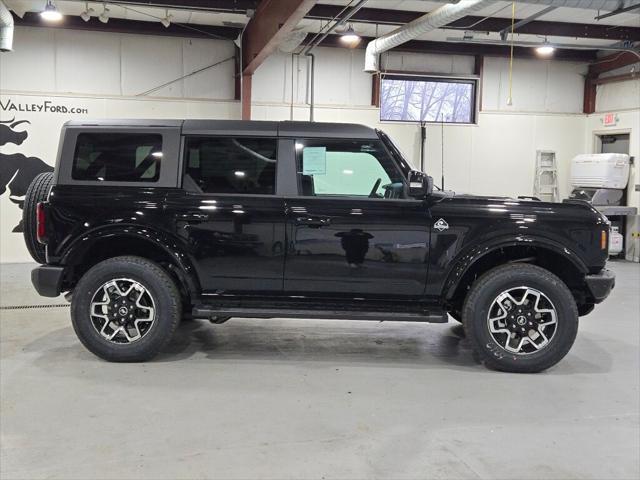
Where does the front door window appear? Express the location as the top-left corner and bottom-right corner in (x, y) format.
(295, 139), (405, 199)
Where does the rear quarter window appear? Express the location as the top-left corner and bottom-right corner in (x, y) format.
(72, 133), (163, 182)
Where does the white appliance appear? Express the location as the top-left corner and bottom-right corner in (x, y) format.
(570, 153), (630, 189)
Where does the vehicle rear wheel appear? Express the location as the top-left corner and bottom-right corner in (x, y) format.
(22, 172), (53, 264)
(71, 256), (181, 362)
(462, 263), (578, 373)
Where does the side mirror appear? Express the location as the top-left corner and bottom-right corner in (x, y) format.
(408, 170), (433, 198)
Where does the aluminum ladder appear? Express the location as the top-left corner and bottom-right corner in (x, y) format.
(533, 150), (559, 202)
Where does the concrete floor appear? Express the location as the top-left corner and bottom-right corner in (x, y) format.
(1, 261), (638, 480)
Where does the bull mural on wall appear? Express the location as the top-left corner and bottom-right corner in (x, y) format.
(0, 118), (53, 232)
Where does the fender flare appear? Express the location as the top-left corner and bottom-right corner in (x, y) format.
(60, 225), (201, 297)
(443, 235), (589, 300)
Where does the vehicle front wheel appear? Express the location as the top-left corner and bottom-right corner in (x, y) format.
(71, 256), (181, 362)
(462, 264), (578, 373)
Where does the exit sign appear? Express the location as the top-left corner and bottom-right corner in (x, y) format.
(603, 113), (618, 126)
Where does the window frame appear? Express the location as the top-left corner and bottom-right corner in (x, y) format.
(180, 134), (279, 197)
(379, 73), (479, 125)
(57, 126), (181, 188)
(293, 136), (413, 202)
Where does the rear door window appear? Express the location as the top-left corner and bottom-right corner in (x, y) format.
(184, 137), (277, 195)
(72, 133), (162, 182)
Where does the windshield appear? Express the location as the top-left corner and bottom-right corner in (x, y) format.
(377, 130), (412, 177)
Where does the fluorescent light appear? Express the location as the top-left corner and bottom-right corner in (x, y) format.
(536, 44), (555, 56)
(234, 171), (246, 177)
(41, 0), (63, 21)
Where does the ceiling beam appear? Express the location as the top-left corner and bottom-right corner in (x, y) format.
(107, 1), (259, 12)
(13, 11), (239, 40)
(68, 2), (640, 41)
(307, 5), (640, 41)
(241, 0), (316, 74)
(498, 6), (557, 40)
(588, 51), (640, 75)
(312, 34), (599, 62)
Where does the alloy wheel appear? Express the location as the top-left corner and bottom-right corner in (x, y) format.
(89, 278), (156, 344)
(486, 286), (558, 355)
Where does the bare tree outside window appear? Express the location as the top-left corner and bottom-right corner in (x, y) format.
(380, 76), (476, 123)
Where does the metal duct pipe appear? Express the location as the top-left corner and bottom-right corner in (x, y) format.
(364, 0), (494, 72)
(0, 0), (13, 52)
(364, 0), (640, 72)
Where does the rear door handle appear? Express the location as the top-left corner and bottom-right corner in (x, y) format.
(176, 212), (209, 221)
(295, 216), (331, 228)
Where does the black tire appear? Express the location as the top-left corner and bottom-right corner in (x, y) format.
(462, 264), (578, 373)
(22, 172), (54, 264)
(71, 256), (181, 362)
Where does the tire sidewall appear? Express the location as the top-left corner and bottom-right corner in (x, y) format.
(465, 266), (578, 372)
(71, 258), (179, 362)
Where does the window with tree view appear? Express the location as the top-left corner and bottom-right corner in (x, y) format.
(380, 76), (476, 124)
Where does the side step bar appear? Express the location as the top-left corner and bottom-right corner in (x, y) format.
(192, 305), (448, 323)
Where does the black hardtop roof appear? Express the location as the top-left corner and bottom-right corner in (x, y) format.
(63, 119), (379, 139)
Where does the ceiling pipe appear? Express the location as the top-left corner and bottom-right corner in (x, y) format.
(0, 0), (14, 52)
(364, 0), (495, 72)
(445, 36), (640, 58)
(364, 0), (640, 72)
(433, 0), (640, 8)
(525, 0), (640, 7)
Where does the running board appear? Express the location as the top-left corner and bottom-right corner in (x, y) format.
(192, 305), (448, 323)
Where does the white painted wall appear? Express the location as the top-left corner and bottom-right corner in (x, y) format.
(595, 79), (640, 113)
(1, 26), (634, 263)
(0, 27), (237, 99)
(482, 57), (588, 114)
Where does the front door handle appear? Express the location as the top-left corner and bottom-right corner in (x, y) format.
(295, 216), (331, 228)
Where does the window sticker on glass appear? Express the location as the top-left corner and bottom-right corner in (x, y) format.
(302, 146), (327, 175)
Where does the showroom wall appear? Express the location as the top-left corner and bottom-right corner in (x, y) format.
(0, 25), (621, 263)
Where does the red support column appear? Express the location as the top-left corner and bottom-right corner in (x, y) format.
(371, 73), (380, 107)
(241, 74), (252, 120)
(474, 54), (484, 112)
(583, 75), (597, 114)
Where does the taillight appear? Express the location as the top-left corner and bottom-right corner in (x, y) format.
(36, 202), (47, 244)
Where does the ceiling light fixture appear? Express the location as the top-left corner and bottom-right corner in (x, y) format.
(160, 9), (173, 28)
(98, 4), (109, 23)
(40, 0), (63, 22)
(536, 41), (555, 57)
(340, 24), (361, 46)
(80, 2), (94, 22)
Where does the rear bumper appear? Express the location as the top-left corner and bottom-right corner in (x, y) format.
(31, 266), (65, 297)
(585, 268), (615, 303)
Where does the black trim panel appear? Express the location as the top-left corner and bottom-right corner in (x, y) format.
(31, 266), (65, 297)
(585, 268), (615, 303)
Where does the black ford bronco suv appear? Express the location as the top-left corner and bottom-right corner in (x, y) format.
(24, 119), (615, 372)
